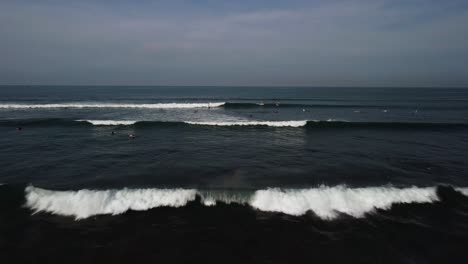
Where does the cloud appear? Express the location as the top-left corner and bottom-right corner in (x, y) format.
(1, 0), (467, 86)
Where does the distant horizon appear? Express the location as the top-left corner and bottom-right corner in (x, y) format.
(1, 84), (467, 89)
(2, 0), (468, 87)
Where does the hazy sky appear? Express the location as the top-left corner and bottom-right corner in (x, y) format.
(1, 0), (468, 87)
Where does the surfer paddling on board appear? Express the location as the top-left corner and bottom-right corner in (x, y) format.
(129, 134), (136, 139)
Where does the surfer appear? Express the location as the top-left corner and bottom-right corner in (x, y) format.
(111, 131), (115, 135)
(16, 127), (22, 131)
(129, 134), (136, 139)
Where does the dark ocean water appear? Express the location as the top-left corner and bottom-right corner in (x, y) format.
(1, 86), (468, 263)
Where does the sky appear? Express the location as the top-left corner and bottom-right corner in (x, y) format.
(1, 0), (468, 87)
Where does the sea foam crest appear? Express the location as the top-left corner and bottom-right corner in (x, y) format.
(0, 102), (225, 109)
(456, 187), (468, 196)
(249, 186), (438, 219)
(77, 120), (138, 126)
(23, 185), (456, 220)
(25, 186), (197, 219)
(185, 120), (307, 127)
(199, 190), (251, 206)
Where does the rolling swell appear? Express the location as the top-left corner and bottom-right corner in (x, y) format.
(305, 121), (468, 129)
(22, 185), (468, 220)
(1, 118), (468, 130)
(223, 102), (389, 109)
(1, 102), (466, 110)
(222, 102), (468, 110)
(0, 118), (181, 128)
(0, 118), (84, 127)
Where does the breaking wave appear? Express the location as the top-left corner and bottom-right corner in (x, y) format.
(249, 186), (437, 219)
(184, 120), (308, 127)
(76, 120), (138, 126)
(25, 186), (197, 219)
(1, 118), (468, 129)
(456, 187), (468, 196)
(24, 185), (468, 220)
(2, 102), (468, 111)
(0, 102), (225, 109)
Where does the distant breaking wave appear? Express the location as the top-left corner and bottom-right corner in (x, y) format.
(185, 120), (308, 127)
(76, 120), (138, 126)
(24, 185), (468, 220)
(1, 118), (468, 129)
(2, 102), (468, 110)
(0, 102), (225, 109)
(184, 120), (468, 129)
(75, 120), (308, 127)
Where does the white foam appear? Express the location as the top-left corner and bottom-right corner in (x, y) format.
(25, 185), (467, 220)
(456, 187), (468, 196)
(185, 120), (307, 127)
(202, 198), (217, 206)
(76, 120), (138, 126)
(25, 186), (197, 220)
(0, 102), (225, 109)
(249, 186), (438, 219)
(200, 191), (250, 206)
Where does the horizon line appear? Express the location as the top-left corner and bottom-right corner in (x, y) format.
(1, 85), (468, 89)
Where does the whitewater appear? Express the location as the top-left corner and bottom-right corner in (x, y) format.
(185, 120), (308, 127)
(24, 185), (468, 220)
(74, 120), (309, 127)
(76, 120), (139, 126)
(0, 102), (225, 109)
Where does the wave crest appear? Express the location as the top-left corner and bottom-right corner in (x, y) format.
(25, 186), (197, 219)
(250, 186), (438, 219)
(185, 120), (308, 127)
(76, 120), (138, 126)
(456, 187), (468, 196)
(0, 102), (225, 109)
(2, 118), (467, 130)
(23, 185), (465, 220)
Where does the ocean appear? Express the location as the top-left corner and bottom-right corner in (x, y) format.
(1, 86), (468, 263)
